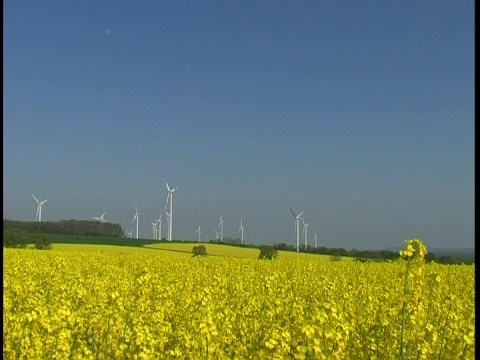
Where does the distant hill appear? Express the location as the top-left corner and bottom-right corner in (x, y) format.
(384, 246), (474, 254)
(384, 246), (474, 264)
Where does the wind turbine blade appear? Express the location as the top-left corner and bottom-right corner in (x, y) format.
(166, 182), (171, 192)
(32, 194), (40, 204)
(290, 208), (296, 217)
(297, 211), (304, 218)
(131, 215), (137, 223)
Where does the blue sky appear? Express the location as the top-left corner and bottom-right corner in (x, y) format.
(4, 1), (474, 250)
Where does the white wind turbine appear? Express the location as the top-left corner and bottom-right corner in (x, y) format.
(218, 215), (224, 242)
(155, 214), (163, 240)
(93, 212), (107, 223)
(238, 219), (245, 245)
(131, 205), (141, 239)
(290, 208), (304, 252)
(214, 229), (220, 241)
(32, 194), (48, 222)
(302, 218), (309, 250)
(196, 226), (201, 242)
(313, 228), (318, 248)
(151, 221), (158, 240)
(165, 179), (177, 241)
(127, 229), (133, 238)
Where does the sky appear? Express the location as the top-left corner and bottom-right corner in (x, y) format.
(4, 1), (474, 250)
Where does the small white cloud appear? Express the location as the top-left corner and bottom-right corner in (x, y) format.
(105, 28), (111, 35)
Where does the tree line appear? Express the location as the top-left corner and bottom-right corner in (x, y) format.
(3, 219), (124, 238)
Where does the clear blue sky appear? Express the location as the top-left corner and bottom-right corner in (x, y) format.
(4, 1), (474, 250)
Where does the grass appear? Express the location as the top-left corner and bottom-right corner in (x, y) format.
(50, 243), (190, 255)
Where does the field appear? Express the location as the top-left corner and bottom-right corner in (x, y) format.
(3, 241), (475, 359)
(47, 241), (356, 260)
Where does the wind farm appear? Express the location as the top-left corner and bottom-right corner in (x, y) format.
(25, 182), (328, 251)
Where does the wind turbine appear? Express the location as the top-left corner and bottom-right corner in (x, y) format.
(165, 179), (177, 241)
(313, 228), (318, 248)
(302, 218), (309, 250)
(93, 212), (107, 223)
(218, 215), (224, 242)
(290, 208), (304, 252)
(32, 194), (48, 222)
(127, 229), (133, 238)
(155, 214), (163, 240)
(131, 205), (141, 239)
(214, 229), (220, 241)
(196, 226), (201, 242)
(238, 219), (245, 245)
(151, 221), (158, 240)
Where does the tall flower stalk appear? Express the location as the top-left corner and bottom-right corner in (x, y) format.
(398, 238), (427, 360)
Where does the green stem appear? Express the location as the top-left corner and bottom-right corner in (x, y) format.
(438, 301), (452, 360)
(460, 344), (468, 359)
(399, 261), (411, 360)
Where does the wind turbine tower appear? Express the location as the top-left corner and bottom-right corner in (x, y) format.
(155, 214), (163, 240)
(290, 208), (304, 252)
(238, 219), (245, 245)
(151, 221), (158, 240)
(165, 179), (177, 241)
(313, 228), (318, 248)
(32, 194), (48, 222)
(196, 226), (201, 242)
(302, 218), (309, 250)
(131, 205), (141, 239)
(218, 215), (224, 242)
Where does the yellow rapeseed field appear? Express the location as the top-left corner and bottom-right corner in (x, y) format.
(3, 240), (475, 359)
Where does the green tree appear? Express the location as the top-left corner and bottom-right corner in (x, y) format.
(258, 246), (278, 260)
(192, 245), (207, 257)
(3, 228), (28, 248)
(330, 254), (342, 261)
(32, 234), (52, 250)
